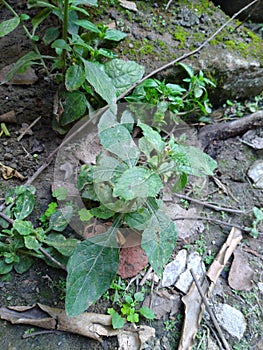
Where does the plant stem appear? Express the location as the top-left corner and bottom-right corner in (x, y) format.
(62, 0), (69, 72)
(2, 0), (48, 71)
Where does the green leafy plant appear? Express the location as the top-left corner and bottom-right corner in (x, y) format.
(108, 291), (155, 329)
(0, 185), (79, 274)
(65, 108), (217, 316)
(250, 207), (263, 238)
(0, 0), (144, 130)
(126, 63), (216, 126)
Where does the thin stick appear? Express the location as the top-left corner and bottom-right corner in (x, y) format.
(39, 246), (66, 270)
(25, 0), (259, 186)
(172, 215), (248, 232)
(22, 330), (62, 339)
(190, 269), (231, 350)
(0, 212), (66, 270)
(139, 266), (153, 286)
(172, 193), (245, 214)
(165, 0), (173, 11)
(17, 116), (42, 142)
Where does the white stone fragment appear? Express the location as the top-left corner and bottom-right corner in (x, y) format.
(214, 303), (247, 340)
(248, 160), (263, 188)
(161, 249), (187, 287)
(175, 252), (206, 294)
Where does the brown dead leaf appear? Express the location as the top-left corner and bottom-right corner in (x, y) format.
(0, 303), (156, 348)
(0, 162), (24, 180)
(118, 245), (148, 278)
(178, 228), (242, 350)
(228, 247), (254, 291)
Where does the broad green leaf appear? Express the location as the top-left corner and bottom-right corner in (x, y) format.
(66, 239), (119, 316)
(65, 64), (85, 91)
(24, 235), (41, 250)
(108, 309), (125, 329)
(139, 306), (155, 320)
(92, 154), (123, 182)
(44, 233), (79, 256)
(0, 51), (41, 84)
(13, 190), (35, 219)
(97, 48), (117, 59)
(113, 168), (163, 200)
(97, 108), (118, 133)
(99, 125), (139, 167)
(48, 206), (73, 232)
(83, 60), (116, 108)
(0, 260), (13, 274)
(52, 187), (68, 201)
(0, 17), (20, 37)
(14, 256), (33, 274)
(73, 19), (100, 33)
(137, 121), (165, 153)
(104, 59), (144, 95)
(43, 27), (60, 45)
(170, 144), (217, 177)
(31, 8), (51, 35)
(90, 205), (114, 219)
(141, 201), (177, 276)
(104, 29), (126, 41)
(124, 209), (151, 230)
(173, 173), (188, 192)
(179, 62), (194, 78)
(60, 91), (87, 125)
(78, 208), (93, 222)
(138, 137), (154, 161)
(13, 220), (34, 236)
(51, 39), (71, 51)
(0, 205), (12, 229)
(42, 246), (68, 268)
(27, 0), (56, 9)
(253, 207), (263, 221)
(120, 110), (134, 133)
(67, 10), (79, 36)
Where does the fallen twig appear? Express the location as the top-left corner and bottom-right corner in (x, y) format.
(172, 193), (245, 214)
(17, 116), (42, 142)
(190, 269), (231, 350)
(25, 0), (259, 185)
(199, 110), (263, 149)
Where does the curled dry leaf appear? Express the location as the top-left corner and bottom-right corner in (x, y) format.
(228, 247), (254, 291)
(0, 303), (156, 348)
(0, 162), (24, 180)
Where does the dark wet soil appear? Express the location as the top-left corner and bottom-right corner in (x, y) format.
(1, 1), (263, 350)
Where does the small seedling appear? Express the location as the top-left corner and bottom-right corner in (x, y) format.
(108, 291), (155, 329)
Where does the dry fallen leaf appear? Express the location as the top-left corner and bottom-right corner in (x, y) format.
(178, 228), (242, 350)
(0, 303), (155, 348)
(228, 247), (254, 291)
(0, 162), (24, 180)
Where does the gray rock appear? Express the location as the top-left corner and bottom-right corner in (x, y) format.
(214, 303), (247, 340)
(161, 249), (187, 287)
(248, 160), (263, 188)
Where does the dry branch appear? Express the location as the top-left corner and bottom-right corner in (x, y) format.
(199, 110), (263, 149)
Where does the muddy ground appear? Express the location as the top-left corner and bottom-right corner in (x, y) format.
(1, 1), (263, 350)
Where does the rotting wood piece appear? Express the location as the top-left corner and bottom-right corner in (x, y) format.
(198, 110), (263, 149)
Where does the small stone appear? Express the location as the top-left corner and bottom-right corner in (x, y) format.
(161, 249), (187, 287)
(214, 303), (247, 340)
(248, 160), (263, 188)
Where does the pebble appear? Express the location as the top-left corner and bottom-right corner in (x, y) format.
(214, 303), (247, 340)
(248, 160), (263, 188)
